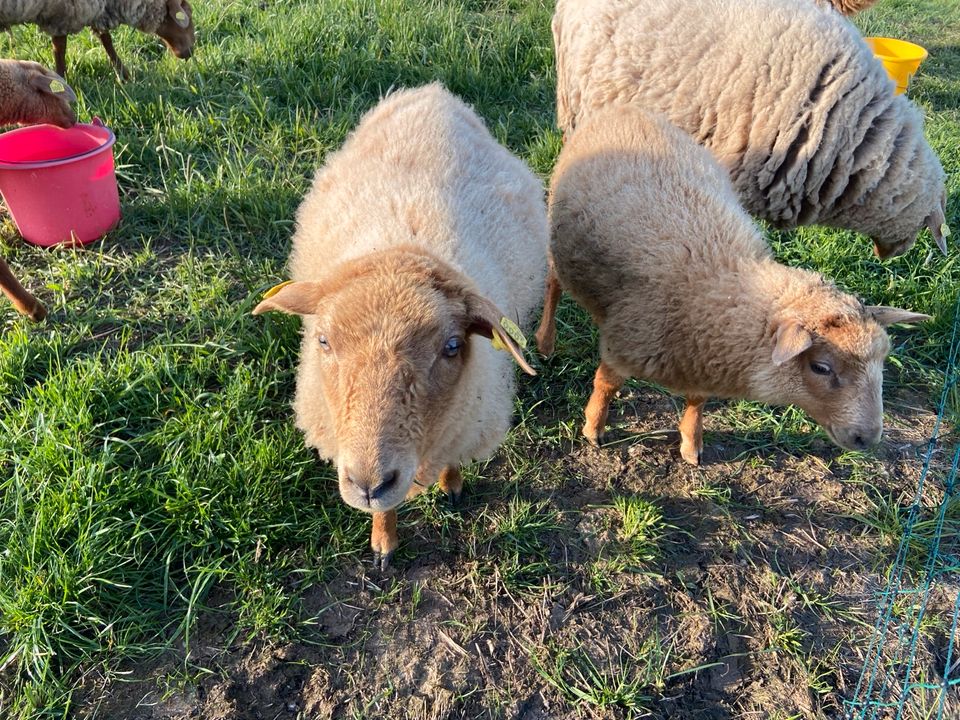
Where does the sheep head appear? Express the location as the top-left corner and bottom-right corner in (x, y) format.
(156, 0), (195, 60)
(762, 297), (929, 451)
(253, 247), (533, 513)
(2, 61), (76, 128)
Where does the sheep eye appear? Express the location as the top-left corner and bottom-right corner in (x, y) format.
(443, 336), (464, 358)
(318, 334), (330, 352)
(810, 360), (832, 376)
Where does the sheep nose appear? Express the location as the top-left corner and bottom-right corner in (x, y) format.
(370, 470), (399, 500)
(178, 48), (192, 60)
(848, 426), (882, 451)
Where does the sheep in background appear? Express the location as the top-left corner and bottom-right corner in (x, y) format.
(0, 58), (75, 127)
(537, 105), (928, 464)
(552, 0), (948, 259)
(0, 0), (195, 79)
(254, 84), (547, 570)
(0, 58), (75, 322)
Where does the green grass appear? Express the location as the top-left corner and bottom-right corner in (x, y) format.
(1, 0), (958, 718)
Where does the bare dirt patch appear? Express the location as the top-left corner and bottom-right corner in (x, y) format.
(77, 382), (959, 719)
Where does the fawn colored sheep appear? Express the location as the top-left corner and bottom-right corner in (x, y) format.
(254, 84), (547, 569)
(536, 105), (928, 464)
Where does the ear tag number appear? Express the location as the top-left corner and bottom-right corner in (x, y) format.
(176, 10), (188, 21)
(262, 280), (294, 299)
(499, 316), (527, 349)
(49, 79), (66, 93)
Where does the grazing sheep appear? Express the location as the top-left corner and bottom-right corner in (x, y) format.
(254, 84), (547, 570)
(0, 58), (75, 322)
(536, 106), (928, 464)
(0, 0), (195, 79)
(0, 58), (75, 127)
(552, 0), (948, 258)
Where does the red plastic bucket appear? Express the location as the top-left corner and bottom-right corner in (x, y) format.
(0, 118), (120, 247)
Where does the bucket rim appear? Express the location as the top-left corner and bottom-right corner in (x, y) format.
(0, 121), (116, 170)
(864, 36), (929, 64)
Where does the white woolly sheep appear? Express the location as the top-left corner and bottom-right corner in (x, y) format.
(552, 0), (948, 259)
(535, 105), (929, 464)
(0, 58), (76, 321)
(0, 0), (195, 79)
(254, 83), (548, 570)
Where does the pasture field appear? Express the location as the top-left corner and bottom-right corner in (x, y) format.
(1, 0), (958, 717)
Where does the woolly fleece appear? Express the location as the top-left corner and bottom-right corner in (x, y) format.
(287, 83), (548, 475)
(553, 0), (947, 255)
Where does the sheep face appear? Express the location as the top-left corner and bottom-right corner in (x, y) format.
(766, 306), (928, 451)
(155, 0), (195, 60)
(253, 250), (532, 514)
(4, 61), (76, 128)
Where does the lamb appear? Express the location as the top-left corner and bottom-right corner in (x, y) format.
(552, 0), (948, 259)
(0, 58), (76, 322)
(0, 0), (195, 79)
(535, 105), (929, 465)
(253, 84), (548, 570)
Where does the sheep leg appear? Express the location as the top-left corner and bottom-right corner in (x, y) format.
(438, 466), (463, 506)
(370, 509), (398, 572)
(0, 257), (46, 322)
(583, 360), (625, 446)
(679, 395), (707, 466)
(52, 35), (67, 78)
(534, 261), (562, 356)
(96, 32), (130, 80)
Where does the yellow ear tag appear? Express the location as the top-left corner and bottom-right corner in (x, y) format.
(490, 334), (507, 352)
(49, 79), (66, 93)
(499, 316), (527, 349)
(942, 223), (952, 238)
(176, 10), (188, 20)
(262, 280), (294, 299)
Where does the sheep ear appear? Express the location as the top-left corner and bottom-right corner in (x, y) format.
(466, 294), (536, 376)
(865, 306), (932, 326)
(925, 198), (950, 256)
(252, 281), (325, 316)
(32, 73), (77, 103)
(168, 0), (190, 27)
(772, 320), (813, 366)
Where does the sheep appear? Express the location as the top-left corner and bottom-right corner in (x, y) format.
(552, 0), (949, 259)
(0, 0), (195, 79)
(535, 105), (929, 465)
(0, 58), (75, 128)
(253, 83), (548, 570)
(0, 58), (76, 322)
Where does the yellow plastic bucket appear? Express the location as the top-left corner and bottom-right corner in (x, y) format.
(864, 37), (928, 95)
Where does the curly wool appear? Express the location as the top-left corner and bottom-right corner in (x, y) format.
(553, 0), (946, 254)
(0, 0), (167, 35)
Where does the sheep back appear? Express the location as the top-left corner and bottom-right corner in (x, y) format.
(553, 0), (946, 252)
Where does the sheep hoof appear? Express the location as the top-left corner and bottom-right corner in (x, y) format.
(680, 443), (702, 466)
(28, 302), (47, 322)
(582, 426), (604, 446)
(372, 550), (394, 572)
(535, 329), (555, 357)
(446, 488), (463, 507)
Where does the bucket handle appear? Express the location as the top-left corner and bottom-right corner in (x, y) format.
(91, 116), (104, 127)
